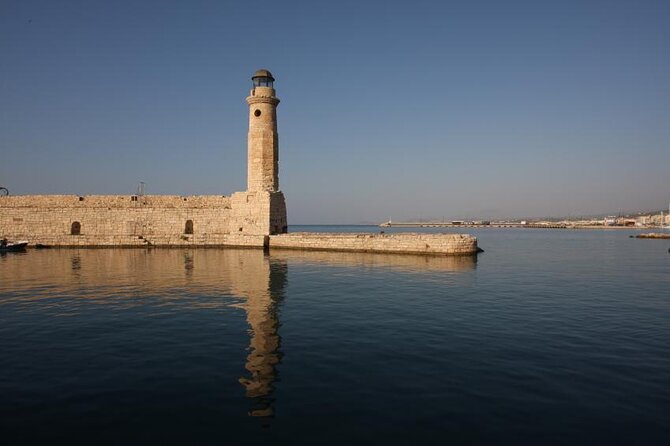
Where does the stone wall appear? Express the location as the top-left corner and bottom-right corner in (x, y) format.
(0, 191), (286, 247)
(269, 232), (480, 256)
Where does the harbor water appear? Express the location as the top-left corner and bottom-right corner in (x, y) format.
(1, 227), (669, 444)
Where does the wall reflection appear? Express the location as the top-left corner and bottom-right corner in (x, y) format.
(0, 248), (475, 295)
(0, 247), (475, 418)
(0, 249), (288, 417)
(269, 249), (477, 274)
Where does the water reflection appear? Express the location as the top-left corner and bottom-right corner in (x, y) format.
(0, 248), (474, 418)
(183, 251), (194, 278)
(0, 248), (475, 293)
(234, 258), (287, 417)
(270, 249), (477, 274)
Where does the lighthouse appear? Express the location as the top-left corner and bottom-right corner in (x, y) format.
(230, 69), (287, 236)
(246, 69), (280, 192)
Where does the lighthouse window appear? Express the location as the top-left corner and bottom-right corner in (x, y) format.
(254, 109), (261, 117)
(253, 78), (274, 88)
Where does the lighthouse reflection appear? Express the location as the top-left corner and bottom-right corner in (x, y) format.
(232, 250), (476, 417)
(233, 256), (287, 417)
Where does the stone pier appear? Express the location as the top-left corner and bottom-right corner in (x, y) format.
(269, 232), (480, 256)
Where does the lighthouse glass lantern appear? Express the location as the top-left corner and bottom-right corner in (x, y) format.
(252, 69), (275, 88)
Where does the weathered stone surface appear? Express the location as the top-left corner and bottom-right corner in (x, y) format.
(0, 193), (282, 246)
(269, 232), (480, 256)
(247, 86), (280, 192)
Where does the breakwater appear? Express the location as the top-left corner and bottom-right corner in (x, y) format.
(380, 222), (568, 229)
(380, 222), (654, 230)
(634, 233), (670, 239)
(6, 232), (481, 256)
(269, 232), (480, 256)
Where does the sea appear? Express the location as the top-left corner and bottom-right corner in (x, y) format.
(1, 226), (668, 445)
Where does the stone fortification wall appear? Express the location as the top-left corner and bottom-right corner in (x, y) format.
(269, 232), (480, 256)
(0, 195), (232, 208)
(0, 191), (286, 247)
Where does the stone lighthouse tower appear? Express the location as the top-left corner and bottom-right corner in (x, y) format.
(247, 69), (280, 192)
(230, 69), (287, 236)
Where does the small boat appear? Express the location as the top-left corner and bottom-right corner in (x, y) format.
(0, 240), (28, 252)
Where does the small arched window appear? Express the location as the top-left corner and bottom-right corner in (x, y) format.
(71, 221), (81, 235)
(184, 220), (194, 235)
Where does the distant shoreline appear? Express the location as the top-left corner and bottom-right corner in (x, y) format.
(377, 223), (664, 230)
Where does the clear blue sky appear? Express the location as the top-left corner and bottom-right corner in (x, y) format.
(1, 0), (669, 223)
